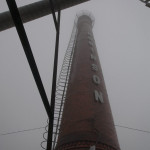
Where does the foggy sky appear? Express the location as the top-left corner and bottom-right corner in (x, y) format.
(0, 0), (150, 150)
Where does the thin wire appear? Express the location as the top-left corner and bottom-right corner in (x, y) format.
(115, 124), (150, 134)
(0, 127), (44, 136)
(1, 124), (150, 137)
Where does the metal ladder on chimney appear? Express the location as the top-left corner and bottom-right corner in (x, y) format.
(52, 22), (78, 150)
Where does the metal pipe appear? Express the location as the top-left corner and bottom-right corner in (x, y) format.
(0, 0), (89, 32)
(47, 8), (61, 150)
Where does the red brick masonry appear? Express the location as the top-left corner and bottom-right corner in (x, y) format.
(56, 15), (120, 150)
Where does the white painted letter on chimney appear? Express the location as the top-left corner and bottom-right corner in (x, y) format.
(94, 90), (104, 103)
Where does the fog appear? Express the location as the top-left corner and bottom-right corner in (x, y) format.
(0, 0), (150, 150)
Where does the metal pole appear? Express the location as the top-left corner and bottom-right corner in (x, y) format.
(0, 0), (89, 32)
(47, 8), (61, 150)
(6, 0), (52, 119)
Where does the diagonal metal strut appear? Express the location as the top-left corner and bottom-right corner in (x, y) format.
(6, 0), (53, 119)
(1, 0), (89, 32)
(47, 8), (61, 150)
(6, 0), (62, 149)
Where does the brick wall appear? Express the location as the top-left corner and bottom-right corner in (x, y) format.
(56, 15), (120, 150)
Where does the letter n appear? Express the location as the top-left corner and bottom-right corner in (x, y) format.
(94, 90), (104, 103)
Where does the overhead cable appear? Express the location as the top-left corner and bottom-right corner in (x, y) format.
(115, 124), (150, 134)
(1, 125), (150, 137)
(0, 127), (45, 136)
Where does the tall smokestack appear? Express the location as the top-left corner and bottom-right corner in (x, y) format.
(55, 13), (120, 150)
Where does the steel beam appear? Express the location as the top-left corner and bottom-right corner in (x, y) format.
(140, 0), (150, 7)
(6, 0), (52, 119)
(0, 0), (89, 32)
(47, 8), (61, 150)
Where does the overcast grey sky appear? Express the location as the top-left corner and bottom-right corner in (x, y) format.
(0, 0), (150, 150)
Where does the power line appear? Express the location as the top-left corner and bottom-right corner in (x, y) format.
(0, 127), (44, 136)
(0, 124), (150, 137)
(115, 124), (150, 134)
